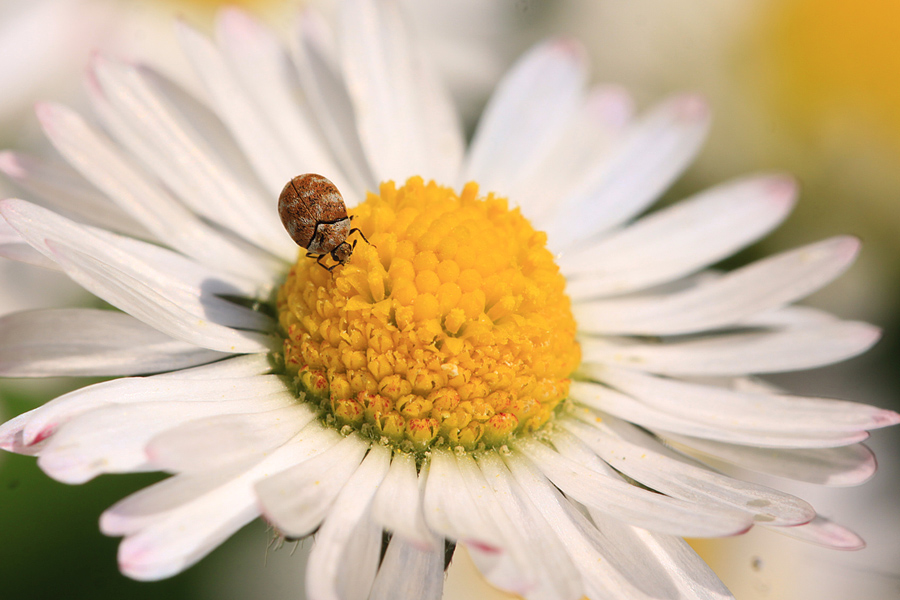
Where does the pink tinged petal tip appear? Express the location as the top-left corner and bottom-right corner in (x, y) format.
(673, 93), (709, 121)
(774, 515), (866, 551)
(548, 36), (587, 62)
(761, 173), (799, 208)
(0, 151), (26, 178)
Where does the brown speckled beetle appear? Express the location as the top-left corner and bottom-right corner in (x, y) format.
(278, 173), (371, 271)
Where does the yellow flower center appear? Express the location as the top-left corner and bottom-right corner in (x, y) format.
(276, 177), (580, 453)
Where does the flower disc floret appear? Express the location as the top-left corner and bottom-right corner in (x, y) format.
(277, 176), (581, 452)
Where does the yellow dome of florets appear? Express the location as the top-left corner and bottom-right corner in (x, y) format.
(277, 176), (580, 453)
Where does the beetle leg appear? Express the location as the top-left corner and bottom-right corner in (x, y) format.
(313, 253), (334, 272)
(348, 228), (374, 247)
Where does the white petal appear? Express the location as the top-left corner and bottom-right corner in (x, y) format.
(1, 199), (274, 352)
(510, 85), (633, 219)
(561, 174), (797, 298)
(153, 353), (272, 380)
(0, 309), (227, 377)
(116, 428), (332, 580)
(421, 448), (503, 550)
(175, 21), (297, 196)
(216, 8), (351, 195)
(574, 237), (859, 335)
(0, 151), (150, 238)
(290, 9), (375, 199)
(463, 39), (586, 195)
(506, 452), (732, 600)
(340, 0), (464, 184)
(19, 374), (290, 448)
(768, 515), (865, 550)
(665, 435), (878, 486)
(369, 536), (444, 600)
(89, 55), (295, 260)
(545, 94), (711, 252)
(515, 438), (752, 537)
(49, 239), (275, 353)
(4, 196), (268, 297)
(370, 451), (437, 549)
(568, 382), (870, 448)
(306, 444), (391, 600)
(34, 103), (273, 280)
(256, 433), (368, 537)
(119, 487), (258, 581)
(594, 366), (900, 434)
(102, 466), (246, 536)
(475, 453), (584, 600)
(0, 410), (45, 455)
(448, 454), (543, 597)
(38, 394), (296, 483)
(742, 305), (839, 329)
(146, 404), (318, 472)
(580, 320), (881, 375)
(0, 215), (59, 269)
(588, 509), (734, 600)
(504, 451), (679, 599)
(562, 418), (815, 526)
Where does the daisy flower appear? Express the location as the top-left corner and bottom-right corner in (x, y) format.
(1, 1), (897, 599)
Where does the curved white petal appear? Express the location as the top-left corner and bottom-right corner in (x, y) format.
(585, 502), (737, 600)
(421, 448), (503, 550)
(0, 216), (60, 269)
(768, 515), (865, 550)
(0, 309), (227, 377)
(116, 427), (333, 580)
(515, 438), (752, 537)
(17, 374), (290, 448)
(510, 85), (633, 219)
(0, 151), (151, 239)
(290, 9), (375, 199)
(341, 0), (464, 185)
(665, 435), (878, 487)
(101, 466), (246, 536)
(89, 55), (295, 260)
(371, 451), (436, 549)
(504, 452), (679, 599)
(256, 433), (368, 538)
(1, 199), (274, 353)
(369, 536), (444, 600)
(146, 404), (318, 472)
(506, 452), (732, 600)
(34, 102), (274, 280)
(574, 237), (859, 335)
(153, 353), (272, 380)
(545, 94), (711, 252)
(594, 366), (900, 434)
(49, 239), (274, 353)
(463, 39), (586, 195)
(305, 444), (391, 600)
(580, 320), (881, 375)
(176, 21), (297, 196)
(562, 419), (815, 526)
(37, 393), (296, 483)
(568, 383), (870, 448)
(475, 453), (584, 600)
(561, 174), (797, 298)
(217, 8), (350, 195)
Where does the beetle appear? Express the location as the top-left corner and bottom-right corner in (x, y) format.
(278, 173), (371, 271)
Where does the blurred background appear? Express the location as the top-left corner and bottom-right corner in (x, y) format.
(0, 0), (898, 598)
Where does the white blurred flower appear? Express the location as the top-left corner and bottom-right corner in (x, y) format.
(1, 1), (897, 599)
